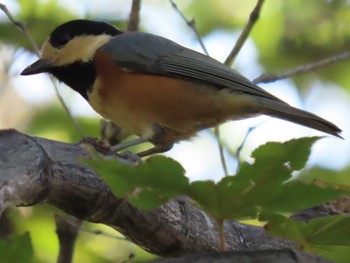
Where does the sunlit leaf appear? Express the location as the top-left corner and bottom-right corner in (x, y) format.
(87, 155), (187, 210)
(87, 137), (343, 220)
(188, 137), (342, 219)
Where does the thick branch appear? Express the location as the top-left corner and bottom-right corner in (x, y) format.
(0, 129), (328, 262)
(155, 250), (332, 263)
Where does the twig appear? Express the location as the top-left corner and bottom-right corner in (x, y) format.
(127, 0), (141, 31)
(217, 219), (226, 251)
(169, 0), (231, 176)
(169, 0), (208, 55)
(0, 3), (85, 138)
(50, 77), (85, 137)
(214, 127), (229, 176)
(0, 3), (40, 56)
(55, 215), (81, 263)
(224, 0), (265, 66)
(253, 51), (350, 84)
(222, 0), (265, 170)
(219, 0), (265, 175)
(235, 124), (259, 173)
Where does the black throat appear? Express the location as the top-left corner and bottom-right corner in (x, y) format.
(48, 61), (96, 100)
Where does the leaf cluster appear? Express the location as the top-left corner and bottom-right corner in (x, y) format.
(86, 137), (350, 262)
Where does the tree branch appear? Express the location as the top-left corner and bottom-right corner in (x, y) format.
(169, 0), (208, 55)
(0, 129), (331, 263)
(155, 249), (332, 263)
(55, 215), (81, 263)
(127, 0), (141, 31)
(0, 3), (40, 55)
(224, 0), (265, 66)
(253, 51), (350, 84)
(169, 0), (233, 176)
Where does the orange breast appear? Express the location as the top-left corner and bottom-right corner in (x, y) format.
(88, 52), (257, 146)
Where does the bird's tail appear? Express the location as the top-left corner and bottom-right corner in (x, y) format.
(258, 98), (342, 138)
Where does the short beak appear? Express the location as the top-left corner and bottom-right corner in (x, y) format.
(21, 59), (53, 75)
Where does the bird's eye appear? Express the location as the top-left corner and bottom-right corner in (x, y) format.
(55, 34), (72, 47)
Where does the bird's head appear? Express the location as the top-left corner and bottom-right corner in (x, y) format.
(21, 19), (121, 75)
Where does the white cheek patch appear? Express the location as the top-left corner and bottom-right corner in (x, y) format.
(40, 34), (112, 66)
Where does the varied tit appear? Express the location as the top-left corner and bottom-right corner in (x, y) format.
(21, 20), (342, 157)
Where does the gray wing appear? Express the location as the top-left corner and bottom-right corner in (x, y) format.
(99, 32), (284, 102)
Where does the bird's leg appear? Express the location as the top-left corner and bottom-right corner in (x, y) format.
(136, 144), (173, 157)
(110, 137), (148, 152)
(112, 139), (172, 160)
(112, 125), (173, 157)
(135, 125), (174, 157)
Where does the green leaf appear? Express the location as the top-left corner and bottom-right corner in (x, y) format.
(252, 136), (318, 171)
(312, 245), (350, 263)
(87, 155), (188, 210)
(306, 215), (350, 246)
(86, 137), (343, 220)
(189, 180), (224, 218)
(263, 213), (307, 244)
(187, 137), (342, 219)
(26, 106), (100, 142)
(0, 233), (34, 263)
(298, 167), (350, 192)
(265, 214), (350, 263)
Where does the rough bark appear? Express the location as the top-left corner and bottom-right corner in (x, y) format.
(0, 129), (330, 262)
(155, 250), (332, 263)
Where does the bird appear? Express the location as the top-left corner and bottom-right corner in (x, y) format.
(21, 19), (342, 157)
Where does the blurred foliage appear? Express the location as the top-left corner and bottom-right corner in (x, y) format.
(0, 0), (76, 51)
(0, 0), (128, 51)
(0, 0), (349, 262)
(252, 0), (350, 89)
(0, 232), (33, 263)
(183, 0), (350, 90)
(26, 105), (100, 142)
(5, 205), (156, 263)
(184, 0), (264, 35)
